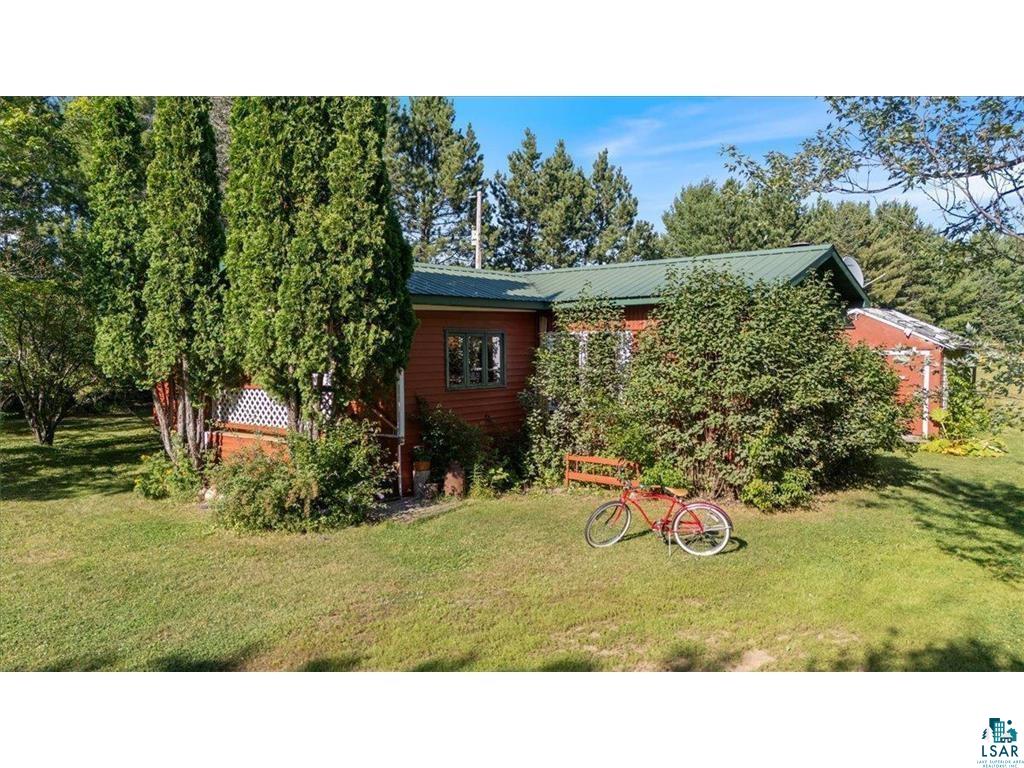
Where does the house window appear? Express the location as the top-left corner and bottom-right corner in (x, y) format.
(446, 331), (505, 389)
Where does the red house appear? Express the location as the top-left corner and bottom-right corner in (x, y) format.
(209, 243), (968, 494)
(846, 307), (973, 438)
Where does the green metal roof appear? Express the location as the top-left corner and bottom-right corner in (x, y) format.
(409, 244), (868, 308)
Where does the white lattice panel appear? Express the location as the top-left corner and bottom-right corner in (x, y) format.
(216, 387), (289, 429)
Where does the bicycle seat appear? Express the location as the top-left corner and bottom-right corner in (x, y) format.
(663, 486), (688, 499)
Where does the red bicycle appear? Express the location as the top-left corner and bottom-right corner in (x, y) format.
(584, 478), (733, 556)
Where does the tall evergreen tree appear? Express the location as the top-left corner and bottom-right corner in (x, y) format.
(71, 97), (148, 383)
(386, 97), (486, 265)
(491, 129), (544, 270)
(249, 97), (416, 434)
(587, 149), (647, 263)
(661, 178), (759, 257)
(141, 97), (225, 465)
(535, 140), (593, 268)
(223, 97), (296, 420)
(225, 97), (348, 432)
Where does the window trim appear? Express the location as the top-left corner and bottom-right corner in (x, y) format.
(445, 329), (507, 390)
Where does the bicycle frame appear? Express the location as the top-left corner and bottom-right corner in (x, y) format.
(615, 484), (705, 534)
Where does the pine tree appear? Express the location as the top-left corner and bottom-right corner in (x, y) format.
(141, 97), (225, 465)
(536, 140), (592, 268)
(72, 97), (148, 383)
(387, 97), (485, 265)
(587, 149), (643, 263)
(491, 129), (544, 270)
(662, 179), (758, 257)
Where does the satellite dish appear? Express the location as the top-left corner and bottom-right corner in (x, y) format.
(843, 256), (865, 288)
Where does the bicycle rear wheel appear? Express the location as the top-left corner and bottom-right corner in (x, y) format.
(672, 502), (731, 556)
(585, 501), (631, 548)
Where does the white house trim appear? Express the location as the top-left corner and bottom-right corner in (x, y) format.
(885, 347), (932, 438)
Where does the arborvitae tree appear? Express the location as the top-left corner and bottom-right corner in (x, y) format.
(71, 97), (148, 383)
(386, 97), (486, 265)
(260, 97), (415, 435)
(491, 129), (544, 270)
(320, 97), (416, 408)
(141, 97), (225, 465)
(223, 97), (297, 421)
(225, 97), (350, 432)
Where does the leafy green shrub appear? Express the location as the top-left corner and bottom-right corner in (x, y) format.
(211, 418), (389, 532)
(920, 365), (1007, 457)
(522, 294), (630, 484)
(919, 436), (1007, 457)
(523, 269), (910, 511)
(417, 398), (526, 496)
(417, 398), (485, 481)
(739, 468), (813, 510)
(135, 445), (204, 500)
(639, 458), (688, 491)
(938, 366), (991, 441)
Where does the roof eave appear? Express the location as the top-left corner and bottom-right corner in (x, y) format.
(804, 246), (871, 307)
(411, 294), (551, 311)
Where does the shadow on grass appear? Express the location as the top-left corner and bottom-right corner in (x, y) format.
(410, 653), (478, 671)
(39, 653), (121, 671)
(538, 655), (599, 671)
(662, 641), (742, 671)
(858, 452), (1024, 583)
(149, 644), (261, 671)
(1, 415), (160, 502)
(300, 655), (364, 671)
(807, 628), (1024, 671)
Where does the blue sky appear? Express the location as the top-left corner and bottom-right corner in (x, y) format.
(452, 96), (937, 231)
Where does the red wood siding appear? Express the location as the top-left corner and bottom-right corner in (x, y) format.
(623, 305), (654, 332)
(845, 312), (945, 437)
(399, 308), (540, 493)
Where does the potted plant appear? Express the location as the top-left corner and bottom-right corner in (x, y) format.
(412, 445), (432, 498)
(412, 444), (432, 473)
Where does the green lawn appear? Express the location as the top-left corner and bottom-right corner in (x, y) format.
(2, 414), (1024, 671)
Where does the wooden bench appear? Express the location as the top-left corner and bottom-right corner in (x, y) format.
(564, 454), (639, 488)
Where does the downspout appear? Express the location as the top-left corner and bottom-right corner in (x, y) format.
(375, 369), (407, 496)
(396, 368), (406, 495)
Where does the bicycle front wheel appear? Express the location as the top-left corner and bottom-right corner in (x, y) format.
(585, 501), (631, 548)
(672, 502), (732, 556)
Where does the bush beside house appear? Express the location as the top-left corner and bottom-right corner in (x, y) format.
(524, 269), (910, 510)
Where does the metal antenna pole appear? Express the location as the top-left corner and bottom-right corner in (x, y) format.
(474, 188), (483, 269)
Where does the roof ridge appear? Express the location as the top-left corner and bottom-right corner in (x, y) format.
(524, 243), (833, 276)
(414, 262), (531, 278)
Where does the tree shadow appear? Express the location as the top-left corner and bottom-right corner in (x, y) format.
(410, 653), (478, 671)
(661, 641), (743, 671)
(881, 465), (1024, 583)
(36, 653), (121, 671)
(806, 628), (1024, 671)
(538, 655), (599, 671)
(148, 644), (260, 672)
(1, 415), (160, 502)
(300, 655), (364, 672)
(832, 450), (1024, 583)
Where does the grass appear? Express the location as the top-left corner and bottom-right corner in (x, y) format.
(2, 414), (1024, 671)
